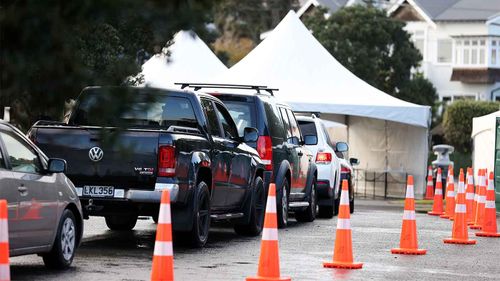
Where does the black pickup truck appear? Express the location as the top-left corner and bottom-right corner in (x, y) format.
(28, 86), (267, 247)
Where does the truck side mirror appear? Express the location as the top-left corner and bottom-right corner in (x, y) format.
(304, 135), (318, 145)
(243, 127), (259, 143)
(349, 158), (359, 166)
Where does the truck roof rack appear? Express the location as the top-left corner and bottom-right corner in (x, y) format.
(175, 83), (278, 96)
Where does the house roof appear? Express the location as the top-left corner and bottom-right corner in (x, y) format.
(391, 0), (500, 22)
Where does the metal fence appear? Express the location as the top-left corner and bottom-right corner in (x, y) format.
(353, 169), (408, 199)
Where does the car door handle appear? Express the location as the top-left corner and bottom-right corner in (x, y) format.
(18, 185), (28, 195)
(298, 151), (303, 157)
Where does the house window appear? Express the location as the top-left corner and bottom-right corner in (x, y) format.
(437, 39), (452, 63)
(453, 37), (493, 67)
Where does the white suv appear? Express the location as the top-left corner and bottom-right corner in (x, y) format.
(297, 115), (349, 218)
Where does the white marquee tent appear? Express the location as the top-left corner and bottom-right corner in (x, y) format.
(141, 30), (227, 89)
(472, 110), (500, 179)
(218, 11), (431, 197)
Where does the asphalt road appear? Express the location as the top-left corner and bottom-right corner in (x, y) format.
(10, 199), (500, 280)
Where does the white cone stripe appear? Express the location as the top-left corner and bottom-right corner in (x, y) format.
(447, 191), (455, 198)
(262, 227), (278, 241)
(458, 181), (465, 194)
(405, 185), (414, 199)
(340, 190), (349, 205)
(0, 220), (7, 243)
(455, 204), (466, 213)
(0, 264), (9, 281)
(478, 196), (486, 204)
(266, 196), (276, 213)
(336, 218), (351, 230)
(427, 181), (433, 186)
(487, 181), (494, 191)
(466, 193), (474, 200)
(157, 203), (171, 224)
(474, 194), (479, 201)
(467, 175), (473, 183)
(486, 201), (496, 208)
(153, 241), (173, 256)
(403, 210), (416, 220)
(435, 189), (443, 195)
(428, 170), (432, 176)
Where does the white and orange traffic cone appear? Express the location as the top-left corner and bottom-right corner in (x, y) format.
(247, 184), (291, 281)
(0, 200), (10, 281)
(425, 166), (434, 200)
(465, 168), (475, 224)
(444, 169), (476, 245)
(469, 169), (481, 226)
(324, 180), (363, 269)
(391, 175), (426, 255)
(441, 167), (455, 220)
(476, 172), (500, 237)
(428, 168), (444, 216)
(470, 169), (486, 230)
(151, 190), (174, 281)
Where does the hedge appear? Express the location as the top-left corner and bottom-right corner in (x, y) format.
(442, 100), (499, 153)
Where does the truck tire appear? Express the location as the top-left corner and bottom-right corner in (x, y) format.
(188, 181), (211, 247)
(105, 214), (138, 231)
(42, 209), (77, 269)
(234, 176), (265, 236)
(318, 204), (334, 218)
(277, 178), (289, 228)
(295, 179), (317, 222)
(350, 196), (355, 214)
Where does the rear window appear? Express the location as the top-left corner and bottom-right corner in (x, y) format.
(70, 89), (198, 129)
(298, 120), (317, 138)
(220, 101), (256, 136)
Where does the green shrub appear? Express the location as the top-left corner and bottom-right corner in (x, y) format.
(443, 100), (499, 153)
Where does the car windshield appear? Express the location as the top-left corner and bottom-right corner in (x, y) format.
(220, 100), (256, 136)
(70, 89), (198, 130)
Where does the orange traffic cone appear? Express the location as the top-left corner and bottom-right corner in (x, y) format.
(0, 200), (10, 281)
(469, 169), (481, 226)
(470, 169), (486, 230)
(425, 166), (434, 200)
(247, 184), (291, 281)
(391, 175), (426, 255)
(151, 190), (174, 281)
(441, 167), (455, 220)
(444, 169), (476, 245)
(465, 168), (475, 224)
(324, 180), (363, 269)
(476, 172), (500, 237)
(428, 168), (444, 216)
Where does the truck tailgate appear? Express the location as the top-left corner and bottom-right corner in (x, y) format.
(34, 127), (159, 190)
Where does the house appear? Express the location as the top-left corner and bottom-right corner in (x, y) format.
(388, 0), (500, 103)
(296, 0), (397, 18)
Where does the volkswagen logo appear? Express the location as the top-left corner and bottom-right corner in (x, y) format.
(88, 147), (104, 162)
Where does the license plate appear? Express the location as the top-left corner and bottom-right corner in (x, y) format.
(83, 185), (114, 197)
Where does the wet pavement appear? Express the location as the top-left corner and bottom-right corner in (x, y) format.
(10, 198), (500, 280)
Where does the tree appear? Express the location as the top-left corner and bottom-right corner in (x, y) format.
(443, 100), (499, 153)
(398, 73), (438, 120)
(0, 0), (214, 130)
(303, 6), (422, 98)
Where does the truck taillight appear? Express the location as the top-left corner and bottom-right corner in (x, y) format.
(257, 136), (273, 171)
(158, 145), (176, 177)
(316, 152), (332, 164)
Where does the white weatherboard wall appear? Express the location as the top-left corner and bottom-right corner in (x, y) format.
(217, 11), (431, 198)
(472, 110), (500, 179)
(141, 30), (227, 89)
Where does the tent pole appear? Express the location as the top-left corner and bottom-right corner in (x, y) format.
(384, 120), (389, 198)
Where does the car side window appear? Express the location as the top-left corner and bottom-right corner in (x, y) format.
(279, 107), (292, 139)
(286, 109), (302, 141)
(0, 131), (43, 174)
(201, 99), (222, 137)
(214, 103), (238, 140)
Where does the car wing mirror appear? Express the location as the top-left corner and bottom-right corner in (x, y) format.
(304, 135), (318, 145)
(349, 157), (359, 166)
(48, 158), (67, 173)
(335, 142), (349, 152)
(243, 127), (259, 143)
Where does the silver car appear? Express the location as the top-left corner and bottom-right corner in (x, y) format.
(0, 120), (83, 269)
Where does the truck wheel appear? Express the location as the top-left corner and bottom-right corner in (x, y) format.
(42, 209), (77, 269)
(350, 197), (355, 214)
(234, 176), (265, 236)
(277, 178), (289, 228)
(188, 181), (211, 247)
(105, 214), (138, 231)
(318, 204), (334, 218)
(296, 179), (317, 222)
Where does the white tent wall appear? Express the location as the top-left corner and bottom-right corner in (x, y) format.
(472, 111), (500, 179)
(320, 116), (428, 198)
